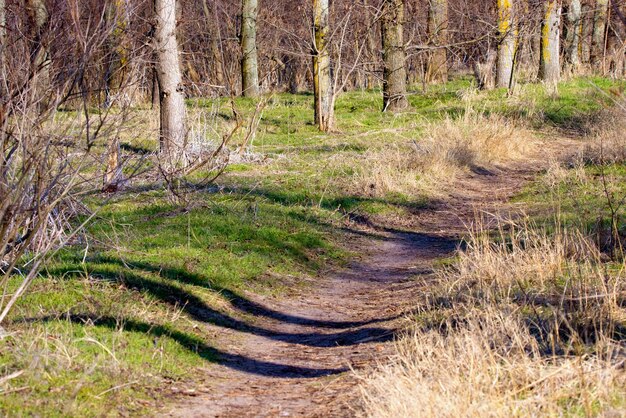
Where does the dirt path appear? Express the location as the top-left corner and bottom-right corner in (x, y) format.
(163, 141), (577, 417)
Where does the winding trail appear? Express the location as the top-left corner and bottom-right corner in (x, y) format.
(164, 140), (576, 417)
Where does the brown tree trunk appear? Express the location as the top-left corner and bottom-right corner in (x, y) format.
(474, 49), (497, 90)
(104, 0), (130, 108)
(590, 0), (609, 73)
(426, 0), (448, 84)
(539, 0), (562, 90)
(381, 0), (408, 112)
(313, 0), (334, 132)
(0, 0), (6, 96)
(201, 0), (225, 90)
(103, 0), (130, 192)
(26, 0), (49, 97)
(581, 1), (593, 63)
(241, 0), (259, 97)
(154, 0), (186, 159)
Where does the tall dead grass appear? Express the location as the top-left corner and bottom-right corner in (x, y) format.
(358, 220), (626, 417)
(581, 103), (626, 165)
(352, 110), (535, 197)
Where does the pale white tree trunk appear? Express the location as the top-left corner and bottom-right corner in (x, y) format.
(154, 0), (186, 159)
(241, 0), (259, 97)
(564, 0), (582, 73)
(539, 0), (561, 89)
(313, 0), (334, 132)
(496, 0), (516, 89)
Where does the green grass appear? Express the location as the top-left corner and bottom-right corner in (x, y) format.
(1, 75), (624, 416)
(515, 163), (626, 249)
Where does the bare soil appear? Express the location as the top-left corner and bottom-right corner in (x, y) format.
(162, 139), (578, 417)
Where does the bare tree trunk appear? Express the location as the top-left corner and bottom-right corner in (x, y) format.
(154, 0), (186, 159)
(581, 1), (593, 63)
(564, 0), (582, 73)
(201, 0), (225, 91)
(26, 0), (49, 96)
(241, 0), (259, 97)
(104, 0), (130, 108)
(591, 0), (609, 73)
(313, 0), (334, 132)
(103, 0), (130, 192)
(539, 0), (562, 89)
(497, 0), (516, 88)
(381, 0), (408, 112)
(474, 49), (497, 90)
(151, 66), (159, 109)
(0, 0), (5, 95)
(426, 0), (448, 84)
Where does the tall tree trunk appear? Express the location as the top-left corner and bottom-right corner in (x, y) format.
(474, 49), (497, 90)
(103, 0), (131, 192)
(104, 0), (130, 108)
(590, 0), (609, 72)
(497, 0), (516, 88)
(564, 0), (582, 73)
(154, 0), (186, 159)
(201, 0), (225, 91)
(539, 0), (562, 89)
(426, 0), (448, 84)
(241, 0), (259, 97)
(0, 0), (5, 97)
(26, 0), (49, 97)
(381, 0), (408, 112)
(581, 1), (593, 63)
(313, 0), (333, 132)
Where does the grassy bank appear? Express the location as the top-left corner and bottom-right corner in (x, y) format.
(1, 76), (624, 416)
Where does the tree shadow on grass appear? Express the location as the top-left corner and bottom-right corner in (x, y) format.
(25, 314), (346, 379)
(84, 255), (402, 330)
(49, 264), (398, 349)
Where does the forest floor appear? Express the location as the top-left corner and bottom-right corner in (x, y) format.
(164, 139), (577, 417)
(2, 76), (625, 417)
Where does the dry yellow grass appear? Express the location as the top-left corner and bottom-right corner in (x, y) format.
(359, 313), (625, 418)
(358, 220), (626, 417)
(351, 111), (536, 198)
(581, 104), (626, 165)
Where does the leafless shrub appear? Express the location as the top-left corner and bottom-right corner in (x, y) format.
(0, 1), (145, 325)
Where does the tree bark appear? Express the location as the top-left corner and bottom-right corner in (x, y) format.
(0, 0), (5, 88)
(496, 0), (516, 89)
(104, 0), (130, 108)
(103, 0), (130, 191)
(381, 0), (408, 112)
(426, 0), (448, 84)
(201, 0), (225, 91)
(241, 0), (259, 97)
(539, 0), (561, 89)
(590, 0), (608, 72)
(313, 0), (334, 132)
(581, 1), (593, 63)
(26, 0), (49, 95)
(564, 0), (582, 73)
(474, 49), (497, 90)
(154, 0), (186, 159)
